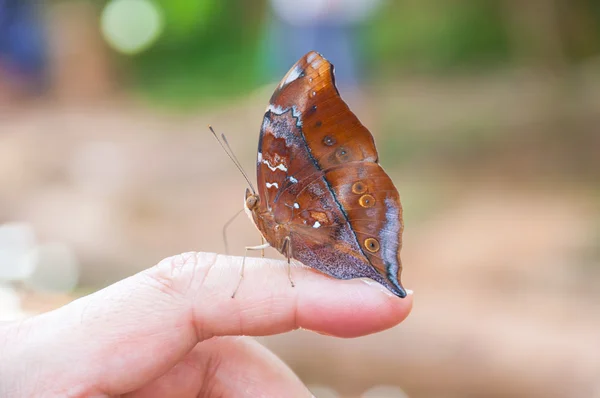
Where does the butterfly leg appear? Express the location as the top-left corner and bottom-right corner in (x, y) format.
(222, 208), (244, 255)
(280, 236), (295, 288)
(232, 242), (271, 299)
(261, 236), (265, 258)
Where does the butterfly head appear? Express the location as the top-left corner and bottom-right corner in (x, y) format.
(245, 188), (260, 212)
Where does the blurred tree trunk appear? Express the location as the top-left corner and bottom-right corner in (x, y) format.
(558, 0), (600, 61)
(502, 0), (600, 67)
(501, 0), (600, 171)
(502, 0), (566, 70)
(46, 1), (115, 102)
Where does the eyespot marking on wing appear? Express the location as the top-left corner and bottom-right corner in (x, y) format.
(359, 194), (375, 208)
(364, 238), (380, 252)
(323, 135), (336, 146)
(352, 181), (367, 194)
(335, 147), (350, 162)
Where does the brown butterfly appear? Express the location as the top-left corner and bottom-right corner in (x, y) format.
(216, 51), (406, 298)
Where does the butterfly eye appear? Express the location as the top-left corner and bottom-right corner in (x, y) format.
(246, 195), (259, 210)
(323, 135), (336, 146)
(359, 194), (375, 208)
(352, 181), (367, 194)
(364, 238), (380, 253)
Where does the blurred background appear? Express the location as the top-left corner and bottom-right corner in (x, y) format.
(1, 0), (599, 397)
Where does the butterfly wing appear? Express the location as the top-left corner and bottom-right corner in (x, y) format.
(256, 51), (406, 297)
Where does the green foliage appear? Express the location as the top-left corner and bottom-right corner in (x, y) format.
(124, 0), (265, 107)
(155, 0), (218, 39)
(124, 0), (517, 105)
(368, 1), (511, 72)
(90, 0), (600, 105)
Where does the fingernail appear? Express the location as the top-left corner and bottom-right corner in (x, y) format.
(314, 329), (336, 337)
(359, 278), (396, 297)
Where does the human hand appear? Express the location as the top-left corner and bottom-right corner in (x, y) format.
(0, 252), (413, 397)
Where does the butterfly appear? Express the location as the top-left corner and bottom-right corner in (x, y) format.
(215, 51), (406, 298)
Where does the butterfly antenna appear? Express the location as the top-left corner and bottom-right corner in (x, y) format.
(209, 125), (256, 194)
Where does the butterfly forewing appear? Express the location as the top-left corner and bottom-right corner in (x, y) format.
(252, 51), (406, 298)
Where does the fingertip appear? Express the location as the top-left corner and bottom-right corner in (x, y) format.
(293, 275), (413, 338)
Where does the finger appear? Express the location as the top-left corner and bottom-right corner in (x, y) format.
(125, 336), (312, 398)
(2, 252), (412, 396)
(190, 252), (413, 338)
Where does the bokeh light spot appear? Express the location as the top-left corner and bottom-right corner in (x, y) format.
(0, 222), (36, 281)
(24, 243), (79, 293)
(101, 0), (164, 55)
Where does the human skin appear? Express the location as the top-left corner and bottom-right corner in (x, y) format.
(0, 252), (413, 397)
